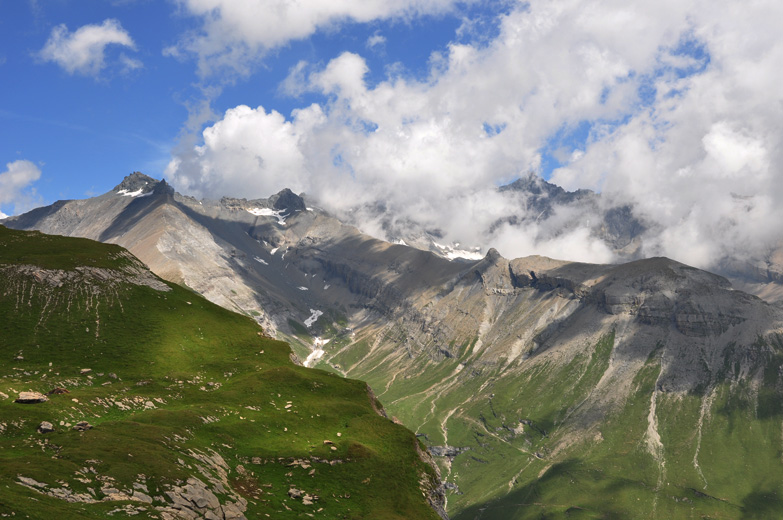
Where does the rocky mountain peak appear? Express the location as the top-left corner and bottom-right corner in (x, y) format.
(484, 247), (502, 262)
(500, 172), (593, 201)
(151, 178), (175, 196)
(269, 188), (306, 213)
(113, 172), (160, 196)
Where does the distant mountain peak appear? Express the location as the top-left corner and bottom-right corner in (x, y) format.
(484, 247), (502, 262)
(113, 172), (160, 197)
(499, 173), (594, 201)
(269, 188), (306, 213)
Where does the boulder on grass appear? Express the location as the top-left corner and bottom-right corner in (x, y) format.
(73, 421), (93, 432)
(15, 392), (48, 404)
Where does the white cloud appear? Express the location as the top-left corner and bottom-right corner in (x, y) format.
(366, 32), (386, 49)
(0, 160), (42, 216)
(168, 0), (783, 271)
(39, 19), (138, 76)
(166, 104), (323, 198)
(0, 210), (7, 220)
(170, 0), (464, 77)
(550, 1), (783, 268)
(119, 53), (144, 73)
(702, 122), (768, 177)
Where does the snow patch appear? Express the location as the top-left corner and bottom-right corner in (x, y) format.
(303, 337), (331, 368)
(253, 256), (268, 266)
(297, 286), (308, 291)
(323, 284), (330, 290)
(304, 309), (323, 328)
(117, 188), (152, 197)
(395, 239), (407, 246)
(247, 207), (287, 225)
(270, 247), (279, 255)
(303, 348), (324, 367)
(247, 207), (276, 216)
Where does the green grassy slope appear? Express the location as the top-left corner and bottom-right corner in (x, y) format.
(0, 226), (443, 519)
(321, 301), (783, 520)
(372, 330), (783, 520)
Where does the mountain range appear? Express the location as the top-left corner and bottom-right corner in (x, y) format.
(5, 172), (783, 518)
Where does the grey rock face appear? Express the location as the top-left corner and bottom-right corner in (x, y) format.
(269, 188), (306, 213)
(588, 257), (752, 338)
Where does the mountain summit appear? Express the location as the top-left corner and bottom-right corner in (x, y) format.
(269, 188), (306, 213)
(114, 171), (160, 196)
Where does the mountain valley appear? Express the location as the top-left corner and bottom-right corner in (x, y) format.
(5, 173), (783, 518)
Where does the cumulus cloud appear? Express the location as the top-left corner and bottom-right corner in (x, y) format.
(550, 1), (783, 268)
(0, 160), (42, 216)
(39, 19), (138, 76)
(166, 104), (321, 197)
(168, 0), (783, 270)
(170, 0), (464, 77)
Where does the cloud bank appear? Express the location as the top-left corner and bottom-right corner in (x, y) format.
(169, 0), (465, 77)
(167, 0), (783, 269)
(39, 19), (138, 76)
(0, 160), (42, 217)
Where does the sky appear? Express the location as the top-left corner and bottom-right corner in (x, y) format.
(1, 0), (783, 271)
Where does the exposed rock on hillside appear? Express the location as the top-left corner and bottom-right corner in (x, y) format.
(15, 392), (48, 404)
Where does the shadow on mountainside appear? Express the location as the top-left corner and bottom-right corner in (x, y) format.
(449, 457), (769, 520)
(99, 183), (174, 242)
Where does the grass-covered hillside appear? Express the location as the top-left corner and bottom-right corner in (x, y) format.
(0, 226), (444, 519)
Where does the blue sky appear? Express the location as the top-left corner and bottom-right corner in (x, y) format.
(0, 0), (499, 211)
(2, 0), (783, 269)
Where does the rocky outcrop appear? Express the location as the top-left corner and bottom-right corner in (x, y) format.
(287, 486), (319, 505)
(416, 442), (449, 520)
(17, 476), (96, 503)
(1, 256), (171, 293)
(428, 446), (470, 459)
(15, 392), (48, 404)
(158, 477), (247, 520)
(73, 421), (93, 431)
